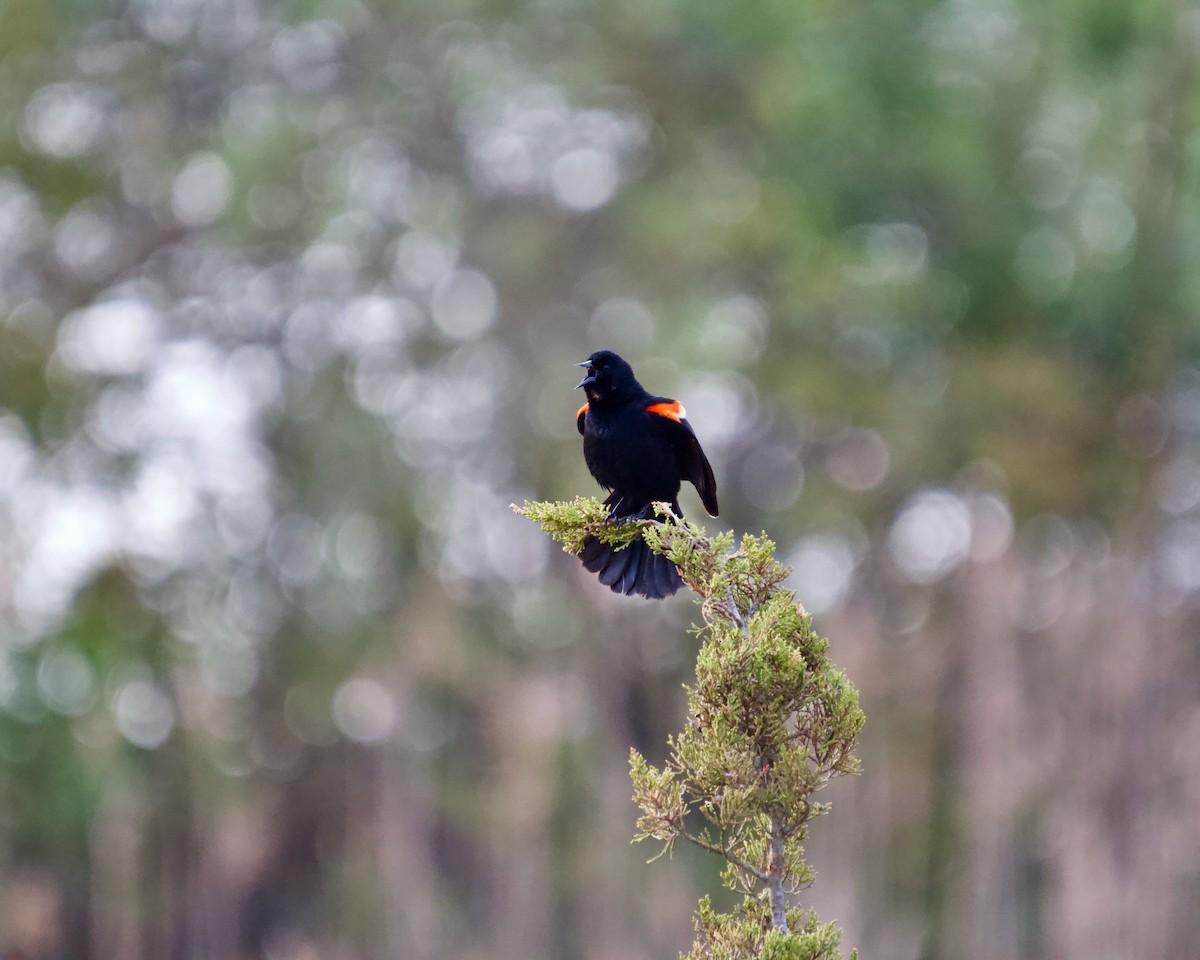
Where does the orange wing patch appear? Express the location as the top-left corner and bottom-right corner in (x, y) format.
(647, 400), (686, 423)
(576, 402), (589, 435)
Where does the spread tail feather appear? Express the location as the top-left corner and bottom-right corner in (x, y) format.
(579, 535), (682, 599)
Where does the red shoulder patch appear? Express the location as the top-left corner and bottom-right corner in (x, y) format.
(647, 400), (686, 423)
(577, 402), (589, 420)
(576, 402), (589, 436)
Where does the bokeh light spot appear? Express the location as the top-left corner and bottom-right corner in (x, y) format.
(332, 677), (398, 744)
(24, 83), (109, 159)
(786, 535), (857, 615)
(37, 647), (95, 717)
(57, 299), (162, 375)
(171, 153), (233, 228)
(888, 489), (973, 584)
(550, 147), (619, 212)
(826, 427), (890, 492)
(431, 268), (498, 341)
(114, 678), (175, 749)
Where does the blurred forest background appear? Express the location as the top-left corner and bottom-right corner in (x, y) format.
(1, 0), (1199, 958)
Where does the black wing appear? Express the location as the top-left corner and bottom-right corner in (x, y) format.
(647, 400), (719, 517)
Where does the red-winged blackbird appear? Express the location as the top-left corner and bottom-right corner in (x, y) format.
(575, 350), (718, 598)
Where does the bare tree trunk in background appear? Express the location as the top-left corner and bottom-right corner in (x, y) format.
(486, 670), (555, 960)
(90, 787), (145, 960)
(381, 746), (441, 960)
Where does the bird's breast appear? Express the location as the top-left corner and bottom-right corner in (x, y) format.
(582, 407), (680, 502)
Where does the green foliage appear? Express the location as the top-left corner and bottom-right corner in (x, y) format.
(512, 496), (636, 555)
(519, 501), (864, 960)
(688, 897), (857, 960)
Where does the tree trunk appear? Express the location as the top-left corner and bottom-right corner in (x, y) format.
(767, 814), (789, 933)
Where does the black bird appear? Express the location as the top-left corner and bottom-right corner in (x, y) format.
(574, 350), (718, 598)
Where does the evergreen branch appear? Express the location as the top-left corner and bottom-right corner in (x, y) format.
(519, 498), (865, 960)
(675, 826), (769, 883)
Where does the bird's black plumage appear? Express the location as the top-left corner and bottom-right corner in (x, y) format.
(574, 350), (718, 599)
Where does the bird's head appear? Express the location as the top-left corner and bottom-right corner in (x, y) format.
(575, 350), (640, 402)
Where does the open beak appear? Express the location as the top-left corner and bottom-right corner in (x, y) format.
(575, 360), (596, 389)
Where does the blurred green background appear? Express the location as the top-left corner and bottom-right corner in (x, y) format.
(1, 0), (1199, 957)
